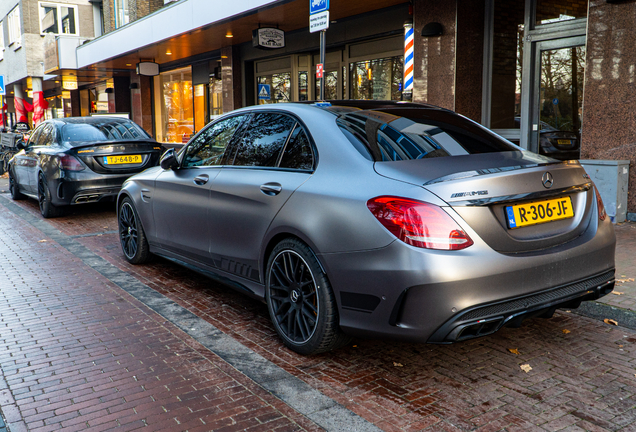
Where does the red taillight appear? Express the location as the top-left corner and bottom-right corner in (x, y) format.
(594, 185), (606, 221)
(58, 154), (85, 171)
(367, 196), (473, 250)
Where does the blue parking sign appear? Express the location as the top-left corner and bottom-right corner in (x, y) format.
(0, 75), (5, 96)
(310, 0), (329, 15)
(258, 84), (271, 100)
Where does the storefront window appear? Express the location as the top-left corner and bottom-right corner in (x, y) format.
(490, 0), (524, 131)
(156, 67), (193, 144)
(349, 57), (403, 101)
(535, 0), (587, 26)
(298, 72), (308, 101)
(194, 84), (206, 133)
(315, 71), (338, 100)
(257, 73), (291, 104)
(90, 84), (110, 114)
(209, 74), (222, 121)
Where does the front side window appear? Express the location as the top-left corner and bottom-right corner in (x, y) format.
(36, 124), (55, 146)
(182, 115), (246, 168)
(39, 3), (77, 35)
(8, 6), (21, 47)
(232, 113), (296, 167)
(115, 0), (129, 28)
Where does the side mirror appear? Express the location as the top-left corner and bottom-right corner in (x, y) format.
(160, 148), (179, 170)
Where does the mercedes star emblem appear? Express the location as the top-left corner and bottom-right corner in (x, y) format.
(542, 172), (554, 189)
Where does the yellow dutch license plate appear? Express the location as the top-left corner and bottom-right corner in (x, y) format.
(104, 155), (142, 165)
(505, 196), (574, 229)
(557, 139), (571, 145)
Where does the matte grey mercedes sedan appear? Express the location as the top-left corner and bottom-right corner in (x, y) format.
(117, 101), (615, 355)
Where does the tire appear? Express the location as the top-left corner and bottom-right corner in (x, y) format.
(118, 197), (151, 264)
(38, 174), (63, 218)
(8, 166), (25, 200)
(266, 238), (350, 355)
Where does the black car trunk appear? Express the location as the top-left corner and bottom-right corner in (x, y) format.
(71, 141), (162, 174)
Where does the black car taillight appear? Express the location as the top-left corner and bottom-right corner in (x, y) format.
(367, 196), (473, 250)
(57, 154), (85, 171)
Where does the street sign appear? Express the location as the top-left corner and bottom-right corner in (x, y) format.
(258, 84), (271, 100)
(552, 98), (559, 105)
(316, 63), (324, 79)
(310, 11), (329, 33)
(310, 0), (329, 15)
(0, 76), (5, 96)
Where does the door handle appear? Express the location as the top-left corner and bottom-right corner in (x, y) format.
(193, 174), (209, 185)
(260, 182), (282, 196)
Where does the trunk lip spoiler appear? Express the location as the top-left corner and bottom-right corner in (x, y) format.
(423, 160), (574, 186)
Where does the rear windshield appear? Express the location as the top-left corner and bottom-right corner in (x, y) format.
(61, 120), (150, 143)
(337, 108), (520, 162)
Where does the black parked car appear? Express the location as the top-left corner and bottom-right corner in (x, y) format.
(8, 117), (161, 218)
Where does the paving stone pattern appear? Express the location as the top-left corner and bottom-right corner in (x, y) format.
(3, 196), (636, 431)
(0, 201), (322, 432)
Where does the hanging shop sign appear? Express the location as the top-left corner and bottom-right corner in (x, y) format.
(137, 62), (160, 76)
(252, 28), (285, 49)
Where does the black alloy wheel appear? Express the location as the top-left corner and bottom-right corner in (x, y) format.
(266, 238), (350, 355)
(8, 167), (25, 200)
(38, 174), (62, 218)
(118, 197), (150, 264)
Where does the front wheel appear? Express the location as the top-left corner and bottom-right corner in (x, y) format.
(266, 238), (350, 355)
(118, 197), (151, 264)
(38, 174), (63, 218)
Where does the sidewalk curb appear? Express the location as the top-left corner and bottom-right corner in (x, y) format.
(573, 300), (636, 331)
(0, 196), (382, 432)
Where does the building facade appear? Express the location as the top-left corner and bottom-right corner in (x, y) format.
(2, 0), (636, 217)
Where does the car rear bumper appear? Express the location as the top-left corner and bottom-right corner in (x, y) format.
(319, 216), (616, 344)
(49, 175), (131, 206)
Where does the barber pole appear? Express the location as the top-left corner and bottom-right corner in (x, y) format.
(403, 23), (414, 92)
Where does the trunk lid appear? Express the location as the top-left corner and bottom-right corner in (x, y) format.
(374, 152), (594, 253)
(71, 140), (162, 174)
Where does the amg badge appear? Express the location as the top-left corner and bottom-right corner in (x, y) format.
(450, 190), (488, 198)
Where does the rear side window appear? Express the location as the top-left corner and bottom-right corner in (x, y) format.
(279, 126), (313, 170)
(182, 115), (246, 167)
(232, 113), (296, 167)
(337, 108), (520, 162)
(61, 120), (150, 143)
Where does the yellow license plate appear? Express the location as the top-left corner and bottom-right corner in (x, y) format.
(505, 196), (574, 229)
(104, 155), (142, 165)
(557, 139), (572, 145)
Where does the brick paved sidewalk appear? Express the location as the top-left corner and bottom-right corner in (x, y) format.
(0, 201), (326, 431)
(3, 195), (636, 431)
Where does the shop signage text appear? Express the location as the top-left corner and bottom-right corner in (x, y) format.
(310, 11), (329, 33)
(62, 80), (78, 90)
(252, 28), (285, 49)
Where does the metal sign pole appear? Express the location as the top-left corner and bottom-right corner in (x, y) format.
(320, 30), (326, 100)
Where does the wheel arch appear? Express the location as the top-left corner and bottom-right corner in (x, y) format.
(261, 230), (327, 284)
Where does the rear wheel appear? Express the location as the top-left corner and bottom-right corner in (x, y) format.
(8, 166), (25, 200)
(38, 174), (63, 218)
(266, 238), (350, 355)
(118, 197), (151, 264)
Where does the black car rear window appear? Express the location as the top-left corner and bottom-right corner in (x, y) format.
(61, 120), (150, 143)
(337, 108), (520, 162)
